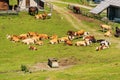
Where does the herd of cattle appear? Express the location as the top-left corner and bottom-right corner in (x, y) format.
(7, 24), (120, 51)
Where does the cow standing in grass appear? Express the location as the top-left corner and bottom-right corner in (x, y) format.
(73, 6), (80, 14)
(29, 7), (38, 16)
(114, 27), (120, 37)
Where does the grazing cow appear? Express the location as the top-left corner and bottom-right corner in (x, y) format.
(29, 7), (38, 16)
(114, 27), (120, 37)
(29, 46), (37, 50)
(115, 27), (120, 34)
(73, 6), (80, 14)
(100, 24), (111, 32)
(104, 30), (112, 37)
(64, 40), (73, 46)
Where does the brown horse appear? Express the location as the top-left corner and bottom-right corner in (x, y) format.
(73, 6), (80, 14)
(29, 7), (38, 16)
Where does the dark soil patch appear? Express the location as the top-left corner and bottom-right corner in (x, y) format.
(58, 56), (78, 66)
(68, 10), (102, 25)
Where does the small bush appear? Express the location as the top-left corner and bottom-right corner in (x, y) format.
(21, 64), (29, 73)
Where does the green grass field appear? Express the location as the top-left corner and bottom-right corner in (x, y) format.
(0, 1), (120, 80)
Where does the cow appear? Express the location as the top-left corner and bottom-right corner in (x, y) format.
(47, 13), (52, 19)
(75, 30), (85, 38)
(58, 36), (69, 43)
(49, 38), (59, 44)
(115, 27), (120, 34)
(35, 41), (43, 46)
(35, 14), (43, 19)
(83, 35), (96, 43)
(42, 12), (48, 20)
(64, 40), (73, 46)
(114, 27), (120, 37)
(100, 40), (111, 48)
(75, 39), (91, 46)
(22, 38), (35, 45)
(6, 35), (20, 42)
(96, 40), (110, 51)
(73, 6), (80, 14)
(67, 30), (76, 40)
(50, 34), (58, 39)
(104, 30), (112, 37)
(96, 45), (108, 51)
(29, 7), (38, 16)
(28, 32), (38, 37)
(100, 24), (111, 32)
(67, 30), (76, 36)
(29, 46), (37, 50)
(38, 34), (49, 40)
(19, 34), (28, 40)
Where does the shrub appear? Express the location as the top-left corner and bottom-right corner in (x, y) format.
(21, 64), (29, 73)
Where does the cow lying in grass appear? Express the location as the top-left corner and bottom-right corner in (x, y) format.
(22, 38), (35, 45)
(29, 46), (37, 50)
(64, 40), (73, 46)
(96, 40), (111, 51)
(35, 12), (52, 20)
(75, 39), (91, 46)
(104, 30), (112, 37)
(6, 34), (20, 42)
(35, 41), (43, 46)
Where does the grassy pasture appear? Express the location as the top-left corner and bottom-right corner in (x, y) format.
(0, 1), (120, 80)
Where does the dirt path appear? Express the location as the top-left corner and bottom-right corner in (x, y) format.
(47, 0), (92, 10)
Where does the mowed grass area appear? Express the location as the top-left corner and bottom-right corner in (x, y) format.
(0, 5), (120, 80)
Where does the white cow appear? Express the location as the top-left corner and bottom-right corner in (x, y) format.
(22, 38), (35, 45)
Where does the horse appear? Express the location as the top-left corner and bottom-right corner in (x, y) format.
(29, 7), (38, 16)
(73, 6), (80, 14)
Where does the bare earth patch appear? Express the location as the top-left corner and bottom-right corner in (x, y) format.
(29, 57), (78, 72)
